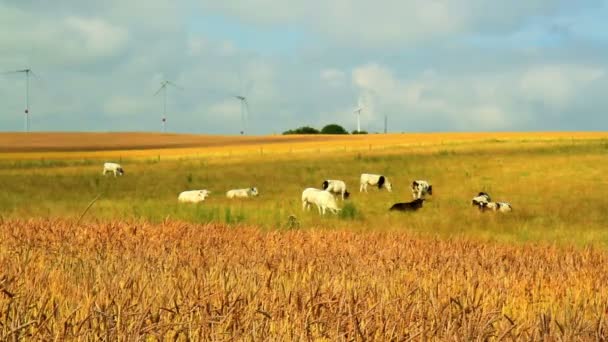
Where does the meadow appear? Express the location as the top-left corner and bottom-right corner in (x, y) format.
(2, 132), (608, 339)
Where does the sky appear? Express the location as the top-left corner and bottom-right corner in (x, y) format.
(1, 0), (608, 134)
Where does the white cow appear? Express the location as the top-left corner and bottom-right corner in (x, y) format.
(178, 190), (211, 203)
(226, 187), (259, 199)
(301, 188), (341, 215)
(478, 201), (512, 213)
(322, 180), (350, 200)
(102, 162), (124, 177)
(360, 173), (392, 192)
(411, 180), (433, 199)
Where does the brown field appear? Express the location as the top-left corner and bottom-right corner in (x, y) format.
(1, 219), (607, 340)
(1, 131), (607, 159)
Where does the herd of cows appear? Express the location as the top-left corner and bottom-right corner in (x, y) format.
(102, 162), (513, 216)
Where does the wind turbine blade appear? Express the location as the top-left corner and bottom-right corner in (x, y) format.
(153, 85), (165, 96)
(0, 70), (24, 75)
(166, 81), (183, 90)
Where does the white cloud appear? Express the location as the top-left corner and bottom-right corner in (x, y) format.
(519, 64), (605, 109)
(320, 68), (346, 87)
(200, 0), (578, 46)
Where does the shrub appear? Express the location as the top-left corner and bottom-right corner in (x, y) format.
(283, 126), (320, 135)
(321, 124), (348, 134)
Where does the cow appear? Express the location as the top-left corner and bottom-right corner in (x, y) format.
(321, 180), (350, 200)
(472, 192), (491, 206)
(178, 190), (211, 203)
(226, 187), (259, 199)
(360, 173), (392, 192)
(478, 201), (512, 213)
(102, 162), (124, 177)
(389, 198), (425, 212)
(301, 188), (341, 215)
(411, 180), (433, 199)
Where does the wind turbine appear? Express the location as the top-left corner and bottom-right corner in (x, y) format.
(1, 68), (38, 132)
(234, 95), (250, 135)
(353, 107), (362, 133)
(154, 80), (182, 133)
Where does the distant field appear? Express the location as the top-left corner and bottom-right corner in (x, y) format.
(2, 132), (608, 339)
(1, 131), (606, 158)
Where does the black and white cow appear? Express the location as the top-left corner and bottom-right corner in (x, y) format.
(360, 173), (392, 192)
(411, 180), (432, 199)
(472, 192), (491, 206)
(322, 179), (350, 200)
(478, 201), (512, 213)
(389, 198), (425, 212)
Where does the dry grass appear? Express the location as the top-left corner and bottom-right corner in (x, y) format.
(2, 219), (608, 340)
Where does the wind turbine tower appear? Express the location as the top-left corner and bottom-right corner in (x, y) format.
(154, 80), (182, 133)
(354, 107), (362, 133)
(234, 95), (249, 135)
(1, 68), (36, 132)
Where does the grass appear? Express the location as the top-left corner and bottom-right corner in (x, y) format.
(1, 135), (608, 245)
(2, 132), (608, 339)
(1, 219), (608, 340)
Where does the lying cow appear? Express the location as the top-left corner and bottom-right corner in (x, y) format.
(360, 173), (392, 192)
(226, 187), (259, 199)
(472, 192), (491, 206)
(178, 190), (211, 203)
(389, 198), (425, 212)
(102, 162), (124, 177)
(477, 201), (512, 213)
(301, 188), (341, 215)
(411, 180), (432, 199)
(322, 180), (350, 200)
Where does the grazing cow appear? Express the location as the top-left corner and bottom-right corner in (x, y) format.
(411, 180), (433, 199)
(478, 201), (512, 213)
(301, 188), (341, 215)
(472, 192), (491, 206)
(360, 173), (392, 192)
(226, 187), (259, 199)
(178, 190), (211, 203)
(322, 180), (350, 200)
(389, 198), (425, 212)
(102, 162), (124, 177)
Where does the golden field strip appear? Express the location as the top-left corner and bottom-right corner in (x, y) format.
(1, 220), (608, 340)
(2, 132), (608, 339)
(1, 131), (607, 161)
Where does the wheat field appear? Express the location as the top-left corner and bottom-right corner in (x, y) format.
(2, 219), (608, 340)
(2, 132), (608, 340)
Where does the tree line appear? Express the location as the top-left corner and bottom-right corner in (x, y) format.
(283, 124), (367, 135)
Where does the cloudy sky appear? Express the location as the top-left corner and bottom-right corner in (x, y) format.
(1, 1), (607, 134)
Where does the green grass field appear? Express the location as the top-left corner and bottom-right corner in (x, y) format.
(2, 136), (607, 246)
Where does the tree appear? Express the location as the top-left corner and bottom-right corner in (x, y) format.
(282, 126), (320, 135)
(320, 124), (348, 134)
(351, 130), (368, 135)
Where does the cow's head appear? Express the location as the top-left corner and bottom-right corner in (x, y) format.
(343, 190), (350, 199)
(472, 192), (490, 206)
(199, 190), (210, 200)
(117, 168), (124, 175)
(321, 180), (329, 190)
(427, 185), (433, 195)
(250, 187), (259, 196)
